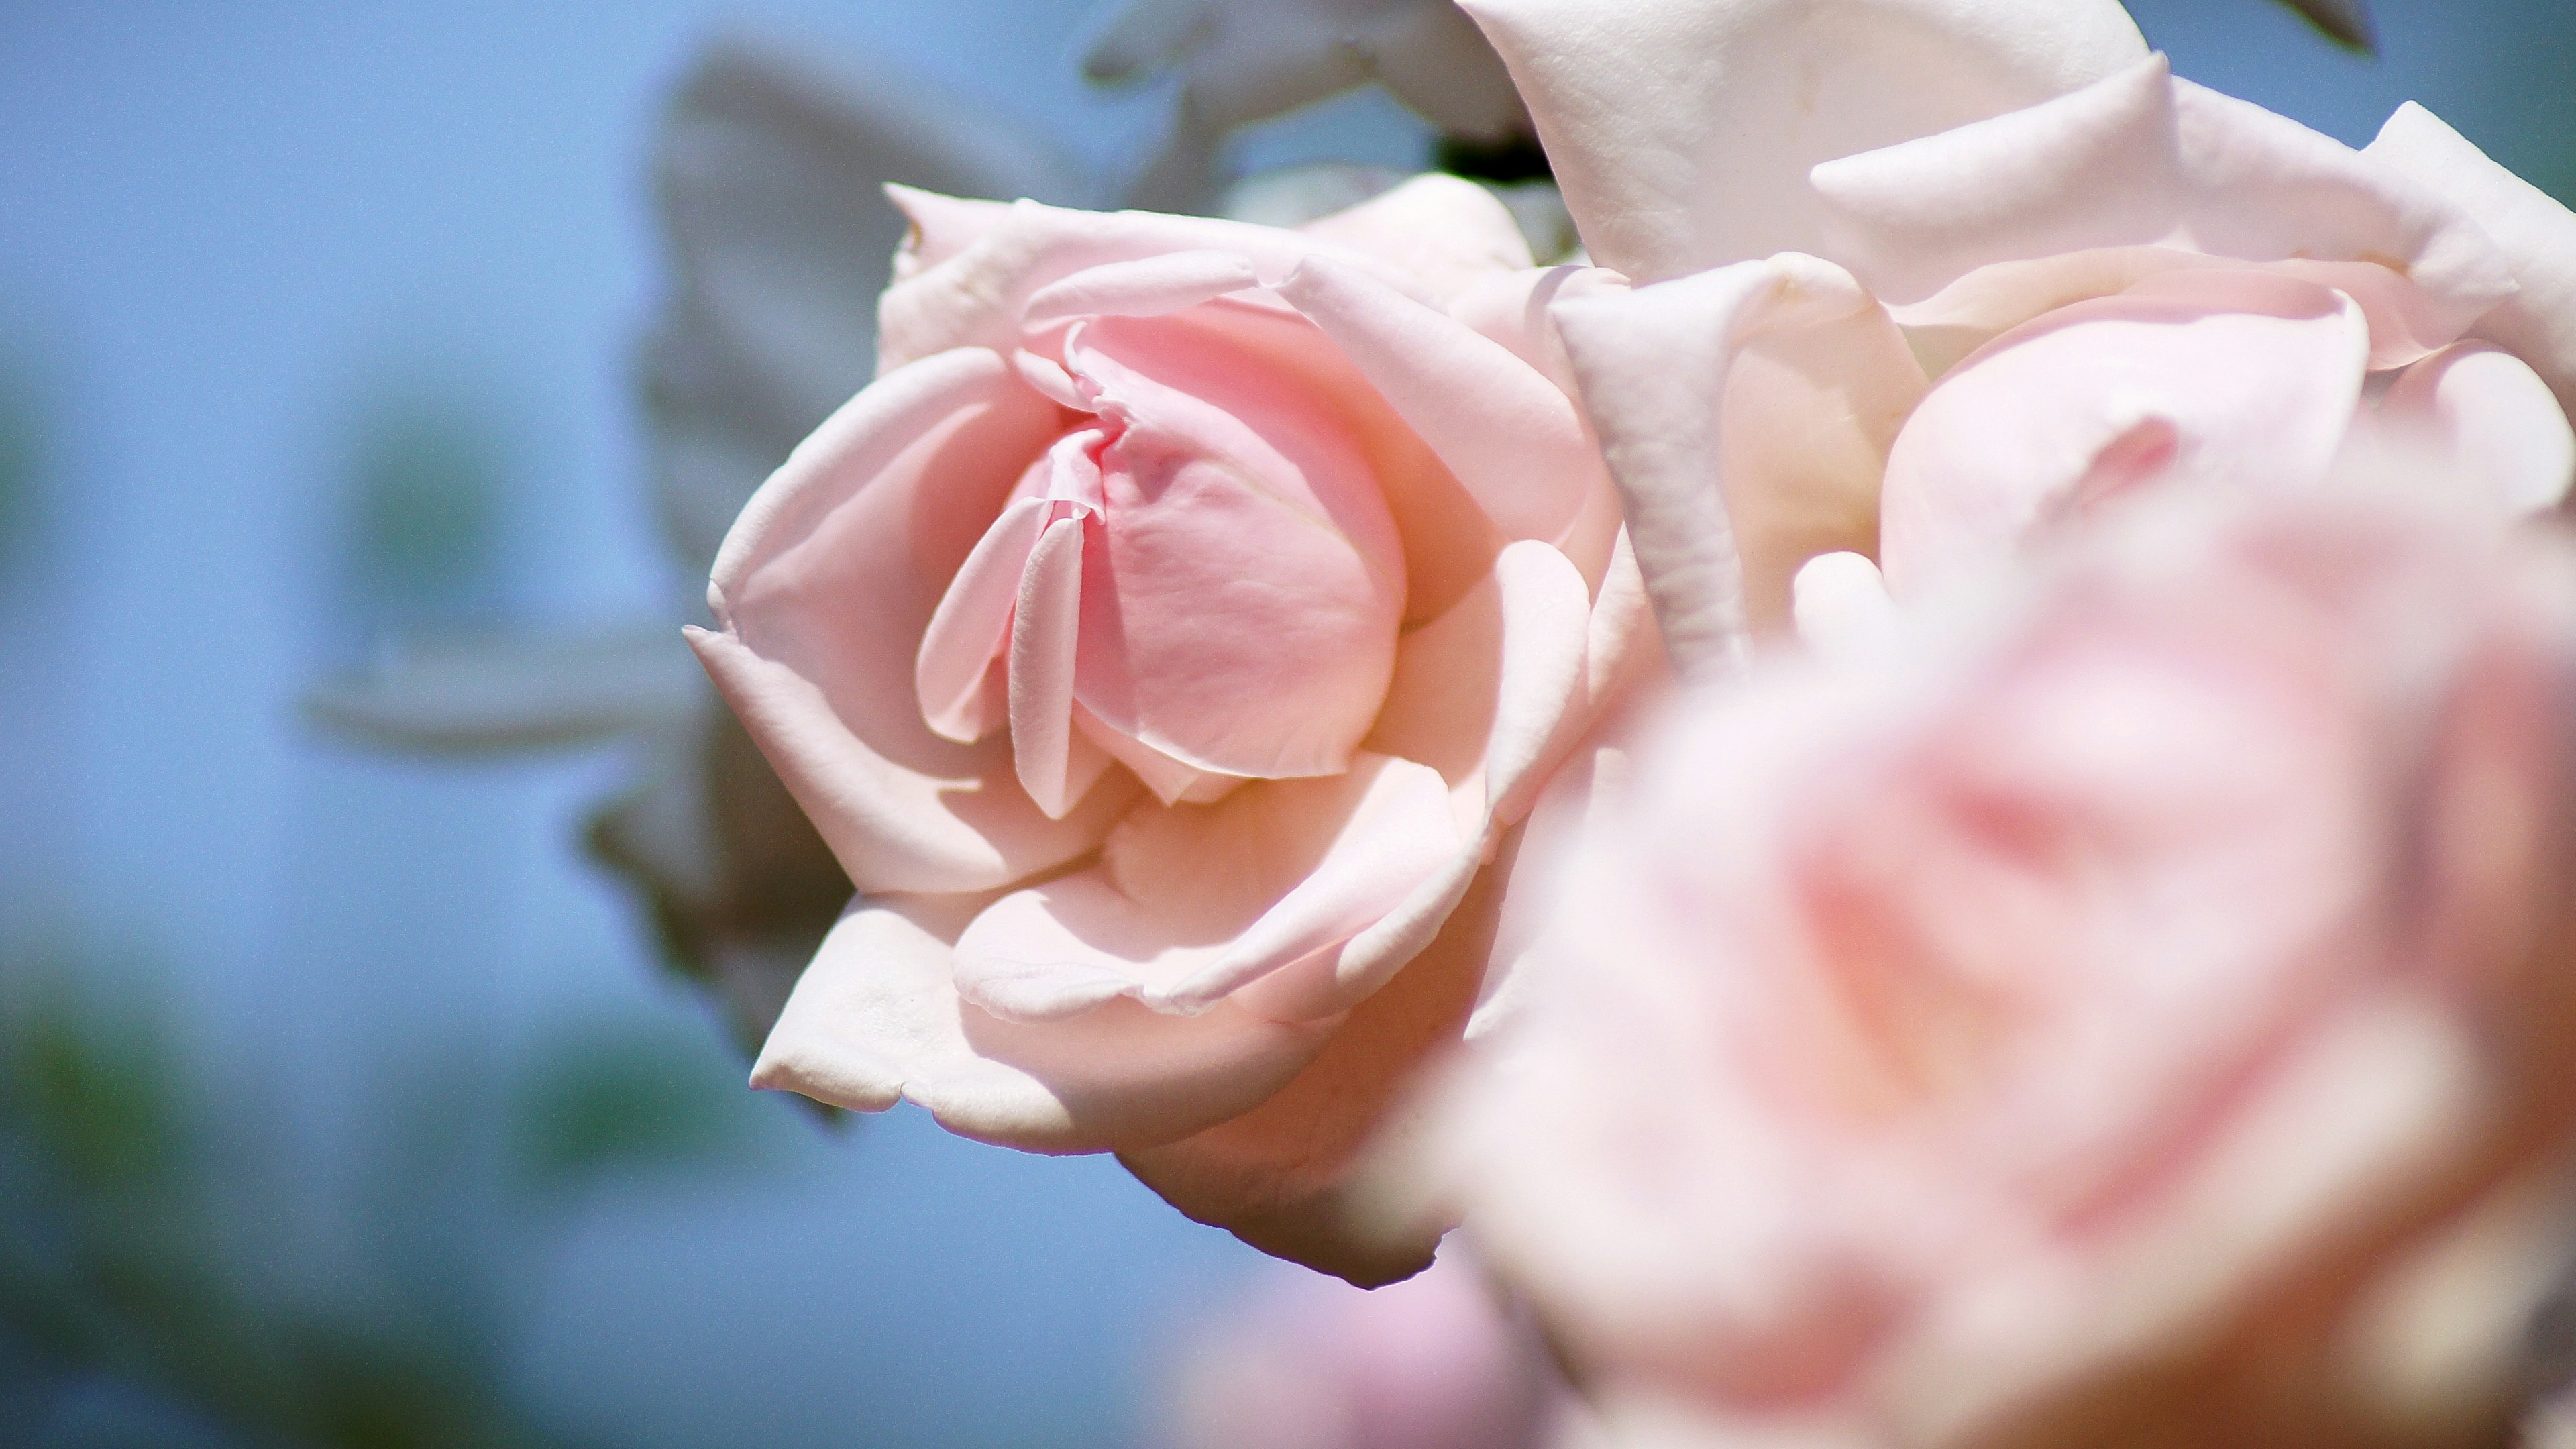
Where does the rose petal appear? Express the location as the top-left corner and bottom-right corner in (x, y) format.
(1879, 270), (2369, 598)
(1815, 61), (2515, 352)
(1792, 552), (1901, 659)
(1458, 0), (2146, 281)
(1117, 851), (1506, 1287)
(1552, 255), (1928, 678)
(1812, 55), (2186, 307)
(1279, 256), (1607, 549)
(2380, 343), (2576, 515)
(1298, 173), (1535, 305)
(949, 754), (1464, 1025)
(751, 892), (1340, 1151)
(1065, 316), (1407, 781)
(948, 742), (1473, 1026)
(1007, 515), (1116, 819)
(1091, 298), (1506, 626)
(694, 346), (1138, 894)
(2368, 103), (2576, 417)
(1820, 64), (2518, 373)
(1021, 248), (1266, 327)
(914, 494), (1050, 743)
(879, 197), (1433, 374)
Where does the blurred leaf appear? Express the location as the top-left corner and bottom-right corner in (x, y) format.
(0, 973), (182, 1197)
(0, 351), (42, 579)
(2273, 0), (2375, 52)
(341, 388), (510, 613)
(508, 1017), (772, 1193)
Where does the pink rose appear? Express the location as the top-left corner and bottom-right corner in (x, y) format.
(1157, 1250), (1588, 1449)
(1430, 483), (2576, 1446)
(687, 175), (1652, 1283)
(1458, 0), (2576, 673)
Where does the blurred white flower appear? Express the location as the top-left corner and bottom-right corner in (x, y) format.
(1084, 0), (1532, 209)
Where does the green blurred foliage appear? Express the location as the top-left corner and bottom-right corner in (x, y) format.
(510, 1018), (776, 1194)
(340, 388), (511, 619)
(0, 941), (785, 1449)
(0, 349), (47, 583)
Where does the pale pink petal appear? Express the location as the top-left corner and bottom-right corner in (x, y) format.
(1299, 173), (1535, 304)
(1021, 248), (1265, 327)
(2380, 343), (2576, 515)
(1815, 61), (2514, 368)
(1812, 56), (2184, 307)
(949, 755), (1463, 1024)
(1792, 552), (1900, 659)
(1880, 270), (2369, 598)
(1118, 855), (1505, 1286)
(1092, 298), (1507, 627)
(751, 893), (1340, 1151)
(695, 346), (1137, 894)
(1458, 0), (2146, 281)
(878, 197), (1431, 374)
(1477, 541), (1597, 825)
(914, 494), (1049, 742)
(1066, 317), (1408, 780)
(1007, 515), (1116, 818)
(2164, 80), (2512, 356)
(1552, 256), (1927, 678)
(886, 186), (1020, 281)
(2369, 103), (2576, 417)
(1446, 265), (1627, 402)
(1279, 256), (1606, 547)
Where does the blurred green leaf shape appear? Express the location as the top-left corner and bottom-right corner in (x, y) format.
(508, 1017), (773, 1193)
(0, 351), (47, 581)
(2273, 0), (2375, 52)
(344, 393), (508, 602)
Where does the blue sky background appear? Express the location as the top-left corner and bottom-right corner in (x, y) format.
(0, 2), (2568, 1446)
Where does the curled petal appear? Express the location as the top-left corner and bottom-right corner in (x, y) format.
(2380, 343), (2576, 515)
(751, 893), (1340, 1151)
(1021, 248), (1265, 327)
(1553, 255), (1927, 678)
(949, 755), (1465, 1024)
(914, 495), (1049, 743)
(1460, 0), (2146, 280)
(1008, 515), (1115, 819)
(1793, 552), (1901, 659)
(1815, 58), (2516, 367)
(696, 347), (1136, 894)
(2368, 103), (2576, 417)
(1298, 173), (1536, 305)
(1066, 317), (1407, 781)
(1117, 851), (1507, 1287)
(879, 197), (1430, 373)
(1279, 256), (1606, 548)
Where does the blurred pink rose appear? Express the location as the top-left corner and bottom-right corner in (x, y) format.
(1431, 484), (2576, 1446)
(689, 175), (1654, 1283)
(1456, 0), (2576, 674)
(1159, 1250), (1588, 1449)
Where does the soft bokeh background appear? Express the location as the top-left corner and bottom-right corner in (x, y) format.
(0, 2), (2569, 1446)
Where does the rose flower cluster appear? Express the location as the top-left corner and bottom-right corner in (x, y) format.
(682, 0), (2576, 1440)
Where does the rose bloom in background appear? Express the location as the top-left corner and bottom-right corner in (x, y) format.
(692, 172), (1653, 1283)
(1424, 476), (2576, 1448)
(1459, 0), (2576, 674)
(1156, 1248), (1594, 1449)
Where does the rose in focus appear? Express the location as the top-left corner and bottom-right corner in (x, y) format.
(1428, 483), (2576, 1446)
(687, 174), (1649, 1283)
(1458, 0), (2576, 671)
